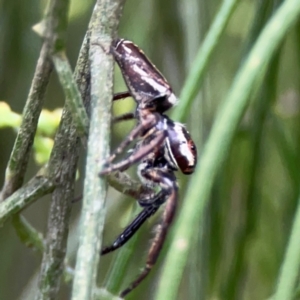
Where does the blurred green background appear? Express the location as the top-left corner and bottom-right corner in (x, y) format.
(1, 0), (300, 299)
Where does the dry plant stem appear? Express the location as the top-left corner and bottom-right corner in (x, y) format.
(0, 42), (53, 201)
(52, 52), (89, 145)
(0, 174), (54, 225)
(35, 0), (91, 298)
(0, 0), (66, 258)
(42, 0), (89, 145)
(36, 26), (91, 300)
(34, 0), (74, 297)
(36, 111), (81, 300)
(71, 1), (125, 299)
(1, 0), (71, 274)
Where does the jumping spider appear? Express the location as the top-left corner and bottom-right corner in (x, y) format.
(99, 39), (197, 297)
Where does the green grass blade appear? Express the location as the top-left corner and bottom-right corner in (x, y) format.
(155, 1), (300, 299)
(274, 194), (300, 300)
(171, 0), (239, 122)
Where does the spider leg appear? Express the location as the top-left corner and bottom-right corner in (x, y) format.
(101, 181), (171, 255)
(138, 189), (166, 207)
(120, 169), (178, 297)
(101, 114), (157, 167)
(113, 91), (131, 101)
(112, 112), (135, 123)
(100, 129), (166, 175)
(101, 204), (159, 255)
(112, 91), (135, 122)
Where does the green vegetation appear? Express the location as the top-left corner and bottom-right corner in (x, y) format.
(1, 0), (300, 299)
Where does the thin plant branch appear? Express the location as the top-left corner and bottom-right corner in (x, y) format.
(35, 6), (91, 300)
(0, 43), (53, 201)
(71, 0), (125, 299)
(34, 0), (90, 146)
(36, 112), (80, 299)
(52, 52), (89, 145)
(0, 174), (55, 225)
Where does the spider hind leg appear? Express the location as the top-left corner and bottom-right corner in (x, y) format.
(120, 169), (178, 297)
(101, 204), (159, 255)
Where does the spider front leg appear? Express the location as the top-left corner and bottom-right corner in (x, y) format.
(112, 112), (135, 123)
(100, 113), (158, 169)
(112, 91), (136, 123)
(120, 169), (178, 297)
(100, 124), (166, 175)
(100, 130), (166, 174)
(113, 91), (131, 101)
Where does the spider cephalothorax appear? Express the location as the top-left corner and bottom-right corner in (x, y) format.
(99, 38), (197, 297)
